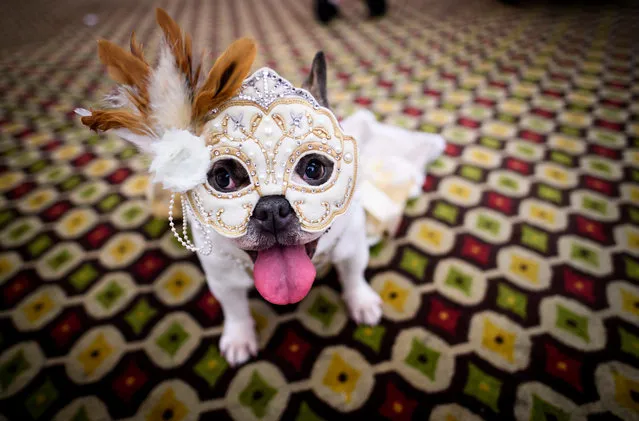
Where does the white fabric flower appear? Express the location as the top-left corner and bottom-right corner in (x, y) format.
(149, 129), (210, 192)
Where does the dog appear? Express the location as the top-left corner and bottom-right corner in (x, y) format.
(77, 9), (385, 366)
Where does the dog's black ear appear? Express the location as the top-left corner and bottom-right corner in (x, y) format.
(303, 52), (329, 108)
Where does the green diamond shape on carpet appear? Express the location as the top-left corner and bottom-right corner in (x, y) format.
(69, 263), (99, 292)
(461, 165), (483, 182)
(498, 175), (519, 191)
(496, 283), (527, 318)
(239, 370), (277, 418)
(498, 114), (515, 123)
(560, 126), (580, 136)
(353, 325), (385, 353)
(96, 281), (124, 310)
(625, 257), (639, 280)
(582, 196), (607, 215)
(400, 248), (428, 280)
(516, 144), (535, 157)
(632, 170), (639, 183)
(550, 151), (573, 166)
(589, 160), (611, 175)
(445, 267), (473, 297)
(125, 298), (158, 335)
(144, 218), (168, 238)
(0, 350), (30, 390)
(420, 124), (438, 133)
(630, 208), (639, 224)
(28, 234), (53, 258)
(530, 394), (569, 421)
(25, 378), (58, 419)
(79, 184), (98, 200)
(464, 363), (502, 412)
(433, 201), (459, 224)
(477, 214), (501, 237)
(521, 225), (548, 253)
(9, 222), (33, 241)
(194, 345), (229, 388)
(122, 205), (143, 222)
(556, 304), (590, 342)
(60, 175), (83, 191)
(28, 159), (48, 174)
(296, 402), (325, 421)
(119, 147), (137, 159)
(156, 322), (190, 357)
(538, 184), (562, 204)
(570, 243), (599, 268)
(98, 194), (123, 212)
(70, 406), (90, 421)
(46, 248), (72, 271)
(0, 209), (16, 227)
(308, 294), (338, 327)
(619, 328), (639, 359)
(405, 337), (440, 381)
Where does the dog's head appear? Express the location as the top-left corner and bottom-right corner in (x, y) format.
(191, 54), (357, 305)
(77, 9), (357, 305)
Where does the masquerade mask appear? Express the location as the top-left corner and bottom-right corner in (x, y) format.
(188, 68), (357, 238)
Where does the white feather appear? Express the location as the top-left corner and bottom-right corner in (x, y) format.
(149, 42), (192, 133)
(74, 108), (92, 117)
(104, 86), (138, 111)
(112, 128), (156, 153)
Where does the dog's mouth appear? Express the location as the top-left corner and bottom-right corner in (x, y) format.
(245, 239), (319, 305)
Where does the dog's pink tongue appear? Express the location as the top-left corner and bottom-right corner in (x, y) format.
(254, 245), (316, 305)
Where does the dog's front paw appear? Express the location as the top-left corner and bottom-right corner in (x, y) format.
(220, 322), (258, 367)
(343, 282), (383, 326)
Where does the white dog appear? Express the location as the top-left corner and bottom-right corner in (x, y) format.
(77, 9), (443, 366)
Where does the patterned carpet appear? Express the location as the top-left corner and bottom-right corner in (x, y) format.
(1, 0), (639, 420)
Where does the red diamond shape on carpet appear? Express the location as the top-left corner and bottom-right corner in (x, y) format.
(544, 342), (582, 391)
(276, 329), (311, 372)
(379, 382), (418, 421)
(427, 297), (461, 336)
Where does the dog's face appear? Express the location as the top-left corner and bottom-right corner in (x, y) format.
(196, 53), (351, 305)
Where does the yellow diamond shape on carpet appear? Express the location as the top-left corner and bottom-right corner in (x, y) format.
(481, 319), (516, 362)
(621, 289), (639, 317)
(418, 225), (442, 247)
(614, 370), (639, 413)
(322, 353), (360, 403)
(380, 280), (409, 312)
(510, 255), (539, 285)
(544, 167), (569, 183)
(78, 333), (113, 376)
(146, 388), (188, 421)
(530, 205), (555, 224)
(24, 293), (55, 323)
(163, 270), (193, 299)
(251, 309), (267, 334)
(107, 238), (136, 264)
(448, 183), (471, 200)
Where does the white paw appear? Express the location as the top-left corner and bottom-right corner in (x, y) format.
(343, 282), (383, 326)
(219, 321), (258, 367)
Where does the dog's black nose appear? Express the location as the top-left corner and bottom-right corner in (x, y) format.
(253, 196), (294, 234)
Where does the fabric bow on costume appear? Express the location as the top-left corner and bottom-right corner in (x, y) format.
(341, 110), (446, 245)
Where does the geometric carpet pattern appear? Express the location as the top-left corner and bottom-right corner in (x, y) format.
(1, 0), (639, 419)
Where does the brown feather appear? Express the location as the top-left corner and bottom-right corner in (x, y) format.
(130, 31), (146, 63)
(97, 40), (150, 116)
(81, 110), (152, 135)
(192, 37), (257, 122)
(156, 8), (197, 89)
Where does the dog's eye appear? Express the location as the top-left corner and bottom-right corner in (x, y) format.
(304, 159), (324, 180)
(208, 159), (249, 192)
(214, 168), (234, 189)
(295, 154), (333, 186)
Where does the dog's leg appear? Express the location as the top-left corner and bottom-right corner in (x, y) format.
(208, 283), (258, 366)
(331, 206), (383, 325)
